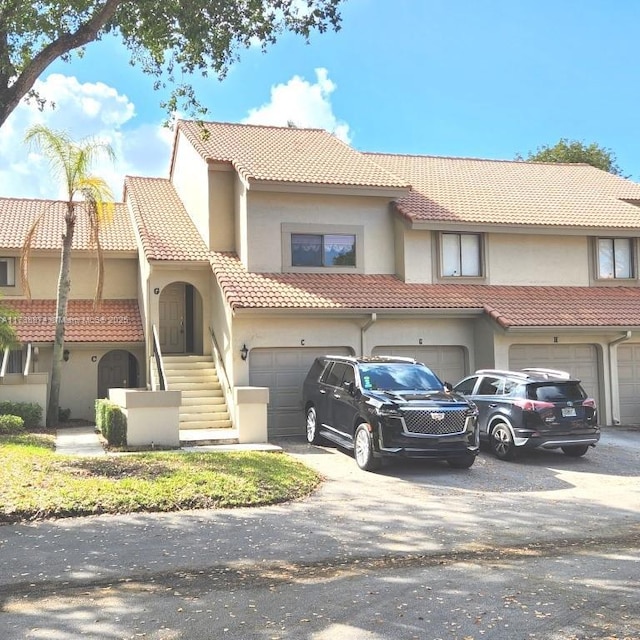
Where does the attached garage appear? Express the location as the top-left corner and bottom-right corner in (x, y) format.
(371, 345), (466, 385)
(617, 344), (640, 424)
(249, 347), (353, 438)
(509, 344), (600, 404)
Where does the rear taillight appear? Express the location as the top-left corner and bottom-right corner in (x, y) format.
(582, 398), (596, 409)
(514, 399), (555, 411)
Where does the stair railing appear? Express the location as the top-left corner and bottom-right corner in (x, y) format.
(0, 347), (8, 379)
(23, 343), (33, 377)
(209, 326), (233, 406)
(152, 324), (167, 391)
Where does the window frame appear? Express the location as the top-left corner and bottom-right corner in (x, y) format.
(595, 237), (635, 281)
(437, 232), (484, 279)
(0, 257), (16, 287)
(282, 223), (364, 273)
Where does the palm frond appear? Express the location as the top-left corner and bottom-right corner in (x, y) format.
(20, 213), (45, 299)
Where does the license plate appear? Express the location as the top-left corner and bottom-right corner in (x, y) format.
(562, 407), (577, 417)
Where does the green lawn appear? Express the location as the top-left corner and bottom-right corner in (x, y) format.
(0, 433), (321, 523)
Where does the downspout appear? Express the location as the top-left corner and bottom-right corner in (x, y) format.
(360, 313), (377, 357)
(608, 330), (632, 425)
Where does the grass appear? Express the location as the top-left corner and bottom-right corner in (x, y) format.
(0, 433), (321, 523)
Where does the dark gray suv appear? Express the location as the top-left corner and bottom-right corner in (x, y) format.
(453, 368), (600, 460)
(302, 355), (479, 471)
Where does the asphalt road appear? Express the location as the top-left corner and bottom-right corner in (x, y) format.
(1, 428), (639, 639)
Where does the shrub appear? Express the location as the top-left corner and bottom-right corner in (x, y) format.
(0, 401), (42, 429)
(95, 399), (127, 447)
(58, 407), (71, 423)
(0, 414), (25, 434)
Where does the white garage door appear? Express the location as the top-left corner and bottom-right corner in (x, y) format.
(249, 347), (352, 438)
(509, 344), (600, 404)
(371, 346), (466, 385)
(617, 344), (640, 424)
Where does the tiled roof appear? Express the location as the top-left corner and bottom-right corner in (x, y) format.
(211, 252), (640, 328)
(2, 299), (144, 343)
(367, 153), (640, 228)
(0, 198), (136, 251)
(176, 120), (409, 189)
(124, 176), (211, 261)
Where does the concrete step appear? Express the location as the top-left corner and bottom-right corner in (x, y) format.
(180, 411), (230, 422)
(164, 355), (211, 364)
(179, 428), (240, 446)
(163, 361), (217, 370)
(181, 389), (224, 399)
(179, 419), (233, 430)
(181, 396), (226, 407)
(169, 381), (221, 391)
(165, 374), (220, 385)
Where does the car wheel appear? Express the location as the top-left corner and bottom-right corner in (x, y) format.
(561, 444), (590, 457)
(447, 455), (476, 469)
(305, 406), (322, 444)
(490, 422), (517, 461)
(354, 424), (381, 471)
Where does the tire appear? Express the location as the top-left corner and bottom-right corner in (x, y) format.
(447, 454), (476, 469)
(305, 406), (322, 444)
(490, 422), (517, 461)
(561, 444), (590, 457)
(354, 424), (381, 471)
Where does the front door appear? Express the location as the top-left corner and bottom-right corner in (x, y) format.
(98, 350), (137, 398)
(159, 283), (186, 353)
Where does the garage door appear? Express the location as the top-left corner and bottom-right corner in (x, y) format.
(371, 346), (466, 385)
(249, 347), (352, 438)
(509, 344), (600, 404)
(617, 344), (640, 424)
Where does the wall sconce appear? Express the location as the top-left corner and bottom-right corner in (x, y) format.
(63, 349), (70, 362)
(154, 287), (160, 295)
(240, 344), (249, 361)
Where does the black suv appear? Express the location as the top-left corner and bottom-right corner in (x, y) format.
(453, 368), (600, 460)
(302, 355), (479, 471)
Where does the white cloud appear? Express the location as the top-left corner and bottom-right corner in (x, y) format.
(242, 68), (351, 142)
(0, 74), (173, 200)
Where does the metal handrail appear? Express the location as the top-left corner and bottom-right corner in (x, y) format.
(23, 343), (32, 377)
(209, 327), (231, 394)
(0, 347), (8, 378)
(152, 324), (167, 391)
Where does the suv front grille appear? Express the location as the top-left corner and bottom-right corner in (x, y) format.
(401, 409), (467, 436)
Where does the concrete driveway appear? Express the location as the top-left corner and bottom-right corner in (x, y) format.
(0, 428), (638, 639)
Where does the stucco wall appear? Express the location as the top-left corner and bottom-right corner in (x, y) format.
(36, 345), (145, 422)
(399, 226), (434, 283)
(245, 191), (396, 274)
(488, 233), (589, 285)
(171, 131), (211, 249)
(208, 168), (235, 251)
(15, 256), (139, 299)
(232, 313), (475, 385)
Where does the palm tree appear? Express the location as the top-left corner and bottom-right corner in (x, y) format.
(21, 125), (115, 428)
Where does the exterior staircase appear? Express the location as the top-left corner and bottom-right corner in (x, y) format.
(161, 355), (238, 446)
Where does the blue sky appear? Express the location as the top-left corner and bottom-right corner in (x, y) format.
(2, 0), (640, 199)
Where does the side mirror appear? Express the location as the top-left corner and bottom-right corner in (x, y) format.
(444, 382), (453, 393)
(343, 381), (355, 395)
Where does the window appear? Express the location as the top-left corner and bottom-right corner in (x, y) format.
(0, 257), (15, 286)
(441, 233), (481, 277)
(291, 234), (356, 267)
(597, 238), (633, 279)
(477, 376), (502, 395)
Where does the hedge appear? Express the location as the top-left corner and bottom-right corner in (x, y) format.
(0, 414), (25, 434)
(95, 399), (127, 447)
(0, 401), (42, 429)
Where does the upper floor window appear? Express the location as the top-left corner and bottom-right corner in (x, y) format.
(597, 238), (633, 279)
(291, 233), (356, 267)
(441, 233), (481, 277)
(0, 257), (15, 286)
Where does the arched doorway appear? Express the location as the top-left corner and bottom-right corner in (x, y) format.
(98, 350), (139, 398)
(159, 282), (203, 354)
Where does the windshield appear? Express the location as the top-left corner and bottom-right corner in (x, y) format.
(358, 363), (443, 392)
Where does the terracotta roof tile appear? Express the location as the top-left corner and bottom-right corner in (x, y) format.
(211, 252), (640, 328)
(177, 120), (409, 189)
(2, 299), (144, 343)
(125, 176), (211, 261)
(0, 197), (136, 251)
(367, 153), (640, 228)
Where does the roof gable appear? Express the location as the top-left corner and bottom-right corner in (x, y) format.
(0, 198), (136, 251)
(367, 153), (640, 228)
(176, 120), (409, 190)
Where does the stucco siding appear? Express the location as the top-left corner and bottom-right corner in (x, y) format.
(171, 131), (210, 248)
(245, 191), (396, 274)
(488, 233), (589, 285)
(400, 227), (434, 283)
(208, 169), (236, 251)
